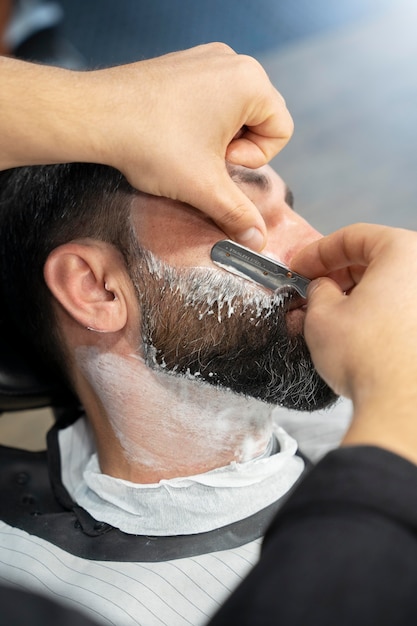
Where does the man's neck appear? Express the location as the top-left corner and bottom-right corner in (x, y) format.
(75, 347), (274, 483)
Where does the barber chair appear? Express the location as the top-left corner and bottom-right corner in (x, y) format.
(0, 313), (110, 556)
(0, 312), (79, 420)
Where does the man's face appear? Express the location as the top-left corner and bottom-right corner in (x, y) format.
(128, 165), (337, 411)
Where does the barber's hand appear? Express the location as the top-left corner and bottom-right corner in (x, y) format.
(92, 43), (293, 250)
(2, 45), (292, 250)
(291, 223), (417, 464)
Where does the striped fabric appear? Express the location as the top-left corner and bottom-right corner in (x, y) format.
(0, 523), (261, 625)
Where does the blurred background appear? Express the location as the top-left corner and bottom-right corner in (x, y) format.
(1, 0), (416, 455)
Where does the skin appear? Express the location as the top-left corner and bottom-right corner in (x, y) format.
(132, 164), (320, 334)
(0, 43), (294, 250)
(44, 164), (322, 483)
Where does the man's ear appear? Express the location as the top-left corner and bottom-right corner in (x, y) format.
(44, 241), (129, 333)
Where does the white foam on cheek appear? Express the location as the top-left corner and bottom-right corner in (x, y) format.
(142, 250), (287, 323)
(75, 346), (273, 470)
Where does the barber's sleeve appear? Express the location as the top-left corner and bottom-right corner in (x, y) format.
(1, 584), (102, 626)
(209, 446), (417, 626)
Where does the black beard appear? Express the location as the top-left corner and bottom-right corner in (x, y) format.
(130, 253), (337, 412)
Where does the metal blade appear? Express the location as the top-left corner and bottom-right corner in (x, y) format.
(210, 240), (310, 298)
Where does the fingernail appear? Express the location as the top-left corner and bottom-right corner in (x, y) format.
(237, 227), (265, 251)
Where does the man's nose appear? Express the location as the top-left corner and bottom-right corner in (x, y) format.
(264, 212), (322, 266)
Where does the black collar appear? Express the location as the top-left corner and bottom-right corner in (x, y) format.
(0, 412), (310, 561)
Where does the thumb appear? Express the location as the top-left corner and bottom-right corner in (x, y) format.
(186, 166), (268, 251)
(307, 276), (345, 306)
(303, 277), (345, 352)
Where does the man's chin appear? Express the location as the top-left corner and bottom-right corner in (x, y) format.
(275, 389), (339, 412)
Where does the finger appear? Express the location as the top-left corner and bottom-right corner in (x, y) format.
(226, 114), (294, 168)
(291, 223), (392, 278)
(226, 134), (289, 169)
(183, 167), (268, 251)
(306, 276), (345, 311)
(226, 137), (270, 169)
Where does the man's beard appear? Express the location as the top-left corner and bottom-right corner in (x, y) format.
(129, 250), (337, 412)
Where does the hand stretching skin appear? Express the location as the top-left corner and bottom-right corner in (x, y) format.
(291, 223), (417, 466)
(0, 44), (293, 250)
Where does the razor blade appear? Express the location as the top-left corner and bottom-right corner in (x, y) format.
(210, 240), (310, 298)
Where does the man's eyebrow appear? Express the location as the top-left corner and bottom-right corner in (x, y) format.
(229, 167), (271, 191)
(228, 165), (295, 208)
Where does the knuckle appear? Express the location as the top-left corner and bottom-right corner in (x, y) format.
(238, 54), (265, 81)
(207, 41), (235, 54)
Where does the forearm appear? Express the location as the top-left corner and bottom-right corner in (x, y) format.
(0, 44), (293, 247)
(0, 56), (101, 169)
